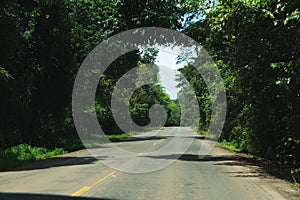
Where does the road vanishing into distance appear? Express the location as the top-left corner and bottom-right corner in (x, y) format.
(0, 127), (299, 200)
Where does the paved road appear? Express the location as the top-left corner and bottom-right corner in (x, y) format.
(0, 127), (299, 200)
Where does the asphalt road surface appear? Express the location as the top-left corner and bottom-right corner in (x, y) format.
(0, 127), (299, 200)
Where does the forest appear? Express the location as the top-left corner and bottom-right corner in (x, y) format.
(0, 0), (299, 182)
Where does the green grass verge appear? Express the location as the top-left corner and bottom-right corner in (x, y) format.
(106, 133), (132, 141)
(0, 127), (163, 171)
(0, 144), (66, 171)
(106, 127), (162, 142)
(0, 133), (135, 171)
(217, 141), (243, 153)
(292, 177), (300, 188)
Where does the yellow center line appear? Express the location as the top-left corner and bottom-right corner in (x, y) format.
(71, 171), (116, 197)
(71, 130), (171, 197)
(92, 171), (117, 186)
(71, 186), (91, 197)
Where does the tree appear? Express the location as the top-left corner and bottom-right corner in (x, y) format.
(180, 0), (300, 174)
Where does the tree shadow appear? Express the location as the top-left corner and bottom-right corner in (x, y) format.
(114, 135), (213, 143)
(111, 136), (167, 142)
(180, 135), (217, 141)
(221, 169), (267, 178)
(145, 153), (243, 162)
(215, 158), (295, 181)
(1, 156), (101, 172)
(0, 193), (117, 200)
(217, 157), (296, 182)
(145, 153), (271, 179)
(214, 160), (250, 166)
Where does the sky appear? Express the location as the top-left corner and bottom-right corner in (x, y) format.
(154, 46), (194, 99)
(155, 47), (183, 99)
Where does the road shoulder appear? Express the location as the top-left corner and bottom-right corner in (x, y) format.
(213, 145), (300, 200)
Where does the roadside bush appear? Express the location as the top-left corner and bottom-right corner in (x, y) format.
(0, 144), (65, 161)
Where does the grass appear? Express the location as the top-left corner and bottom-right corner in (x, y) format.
(0, 127), (163, 171)
(196, 129), (244, 154)
(0, 144), (66, 161)
(0, 144), (66, 171)
(0, 133), (134, 171)
(196, 129), (220, 141)
(106, 127), (163, 141)
(56, 138), (85, 152)
(217, 141), (243, 153)
(106, 133), (132, 141)
(292, 177), (300, 188)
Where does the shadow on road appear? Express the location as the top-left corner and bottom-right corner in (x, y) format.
(216, 158), (294, 181)
(114, 135), (213, 143)
(145, 153), (269, 179)
(111, 136), (167, 142)
(181, 135), (217, 141)
(145, 154), (243, 162)
(0, 193), (117, 200)
(2, 156), (100, 172)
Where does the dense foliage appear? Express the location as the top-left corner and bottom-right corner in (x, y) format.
(0, 0), (182, 149)
(181, 0), (299, 179)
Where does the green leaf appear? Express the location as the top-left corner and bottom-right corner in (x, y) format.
(284, 10), (300, 25)
(262, 9), (275, 19)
